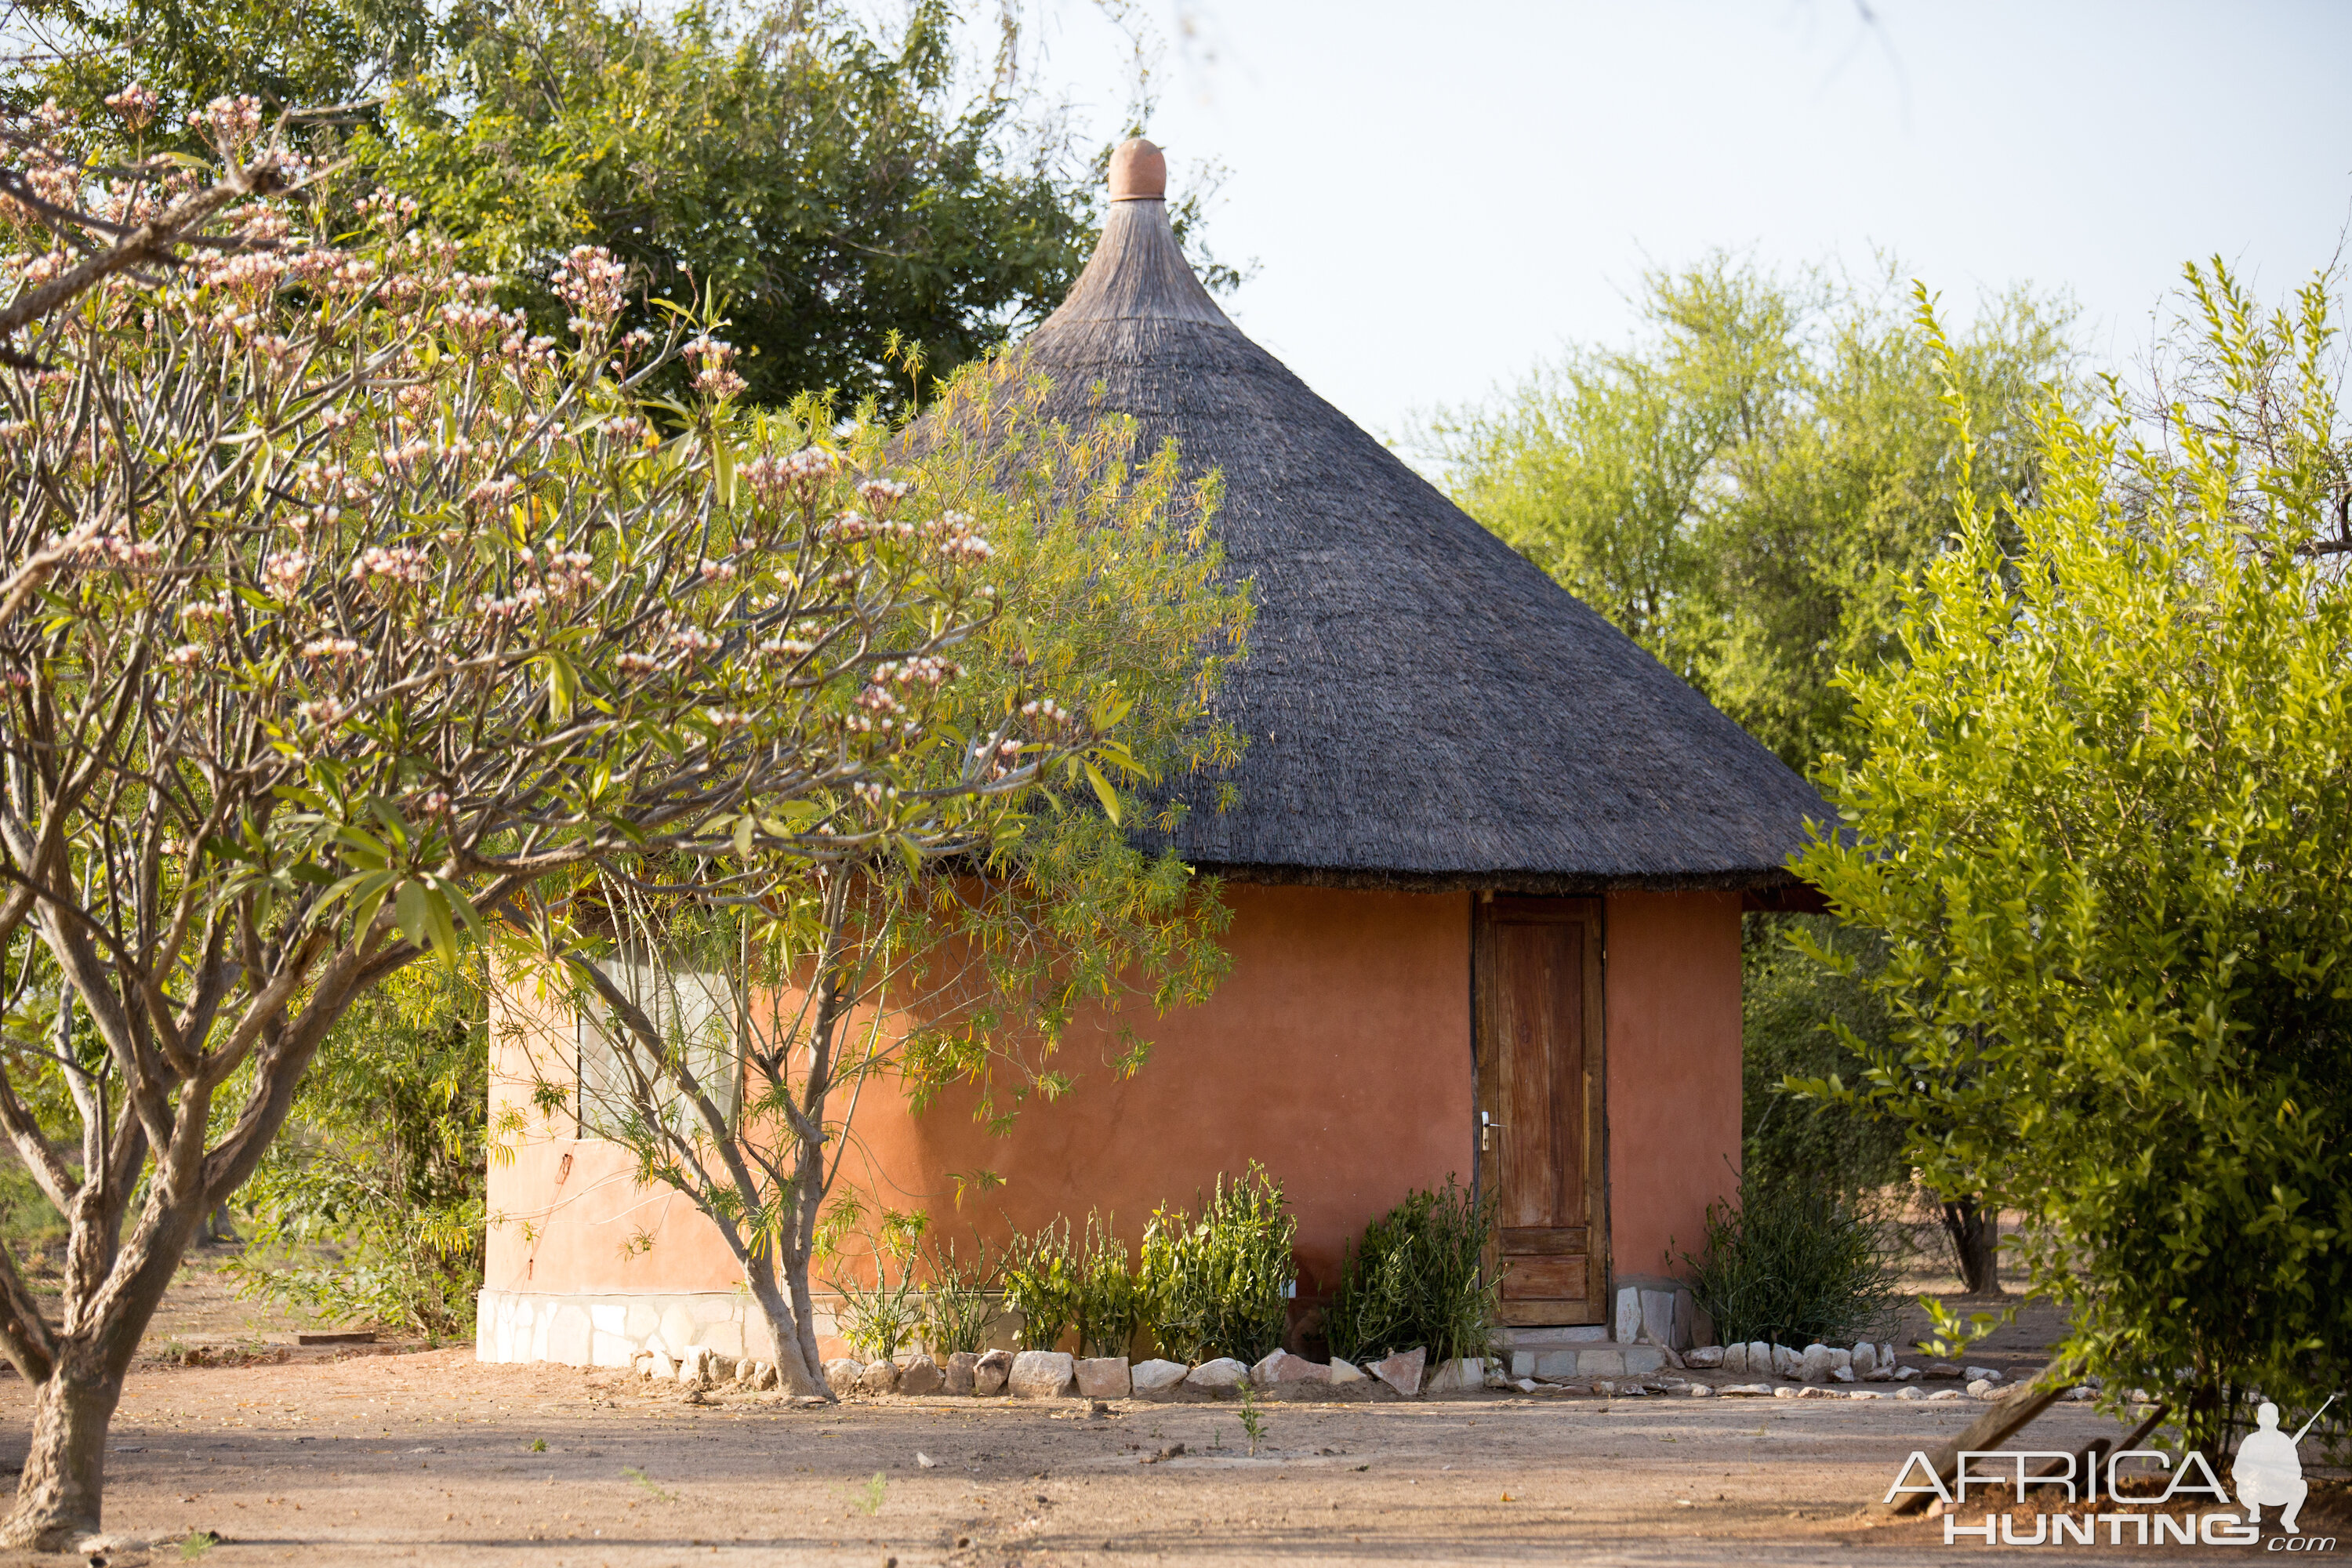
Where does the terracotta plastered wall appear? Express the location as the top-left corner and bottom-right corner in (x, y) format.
(1601, 889), (1744, 1289)
(485, 884), (1476, 1323)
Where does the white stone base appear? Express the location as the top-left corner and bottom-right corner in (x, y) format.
(475, 1287), (840, 1368)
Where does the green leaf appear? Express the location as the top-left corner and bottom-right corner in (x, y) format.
(1083, 760), (1121, 826)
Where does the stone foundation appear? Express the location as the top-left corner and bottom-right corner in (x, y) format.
(475, 1287), (840, 1368)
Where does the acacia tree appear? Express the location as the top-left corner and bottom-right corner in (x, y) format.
(503, 366), (1249, 1398)
(0, 90), (1136, 1546)
(1796, 267), (2352, 1452)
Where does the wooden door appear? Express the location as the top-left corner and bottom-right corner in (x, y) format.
(1475, 896), (1606, 1325)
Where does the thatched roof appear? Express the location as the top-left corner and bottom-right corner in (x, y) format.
(1010, 141), (1827, 891)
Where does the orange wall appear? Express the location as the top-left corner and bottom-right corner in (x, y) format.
(488, 884), (1477, 1303)
(487, 884), (1751, 1319)
(1602, 889), (1744, 1284)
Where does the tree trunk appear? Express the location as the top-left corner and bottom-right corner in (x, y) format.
(747, 1267), (831, 1399)
(1940, 1197), (1999, 1294)
(3, 1348), (124, 1548)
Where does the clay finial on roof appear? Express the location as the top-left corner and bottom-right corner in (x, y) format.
(1108, 137), (1167, 201)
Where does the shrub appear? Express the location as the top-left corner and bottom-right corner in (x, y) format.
(1001, 1218), (1081, 1352)
(1076, 1214), (1152, 1358)
(1324, 1178), (1499, 1366)
(1682, 1184), (1897, 1348)
(1140, 1164), (1296, 1364)
(825, 1217), (927, 1361)
(921, 1239), (1001, 1357)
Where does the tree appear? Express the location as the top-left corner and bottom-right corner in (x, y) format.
(1795, 267), (2352, 1451)
(1425, 252), (2074, 770)
(366, 0), (1204, 413)
(0, 93), (1149, 1544)
(503, 361), (1249, 1398)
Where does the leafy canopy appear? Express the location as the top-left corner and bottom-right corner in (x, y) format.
(1795, 266), (2352, 1450)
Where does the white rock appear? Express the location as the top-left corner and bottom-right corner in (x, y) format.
(973, 1348), (1012, 1396)
(1614, 1286), (1642, 1344)
(1851, 1342), (1877, 1377)
(1848, 1389), (1884, 1400)
(1798, 1344), (1832, 1381)
(1827, 1348), (1852, 1373)
(1748, 1341), (1774, 1377)
(822, 1356), (861, 1389)
(1862, 1367), (1893, 1383)
(1928, 1388), (1961, 1401)
(1879, 1342), (1896, 1370)
(1896, 1386), (1926, 1401)
(1074, 1356), (1131, 1399)
(1423, 1357), (1486, 1393)
(1964, 1366), (2002, 1383)
(1965, 1378), (1996, 1398)
(1893, 1365), (1922, 1382)
(1718, 1343), (1747, 1374)
(2066, 1385), (2096, 1401)
(1686, 1383), (1715, 1398)
(1772, 1386), (1799, 1400)
(1514, 1377), (1538, 1392)
(1252, 1349), (1328, 1387)
(1327, 1357), (1367, 1385)
(945, 1351), (980, 1395)
(648, 1348), (677, 1381)
(1130, 1359), (1189, 1396)
(750, 1360), (780, 1392)
(1008, 1350), (1076, 1399)
(1773, 1344), (1803, 1378)
(916, 1451), (937, 1468)
(1719, 1383), (1777, 1396)
(858, 1359), (901, 1396)
(898, 1356), (943, 1396)
(1185, 1357), (1250, 1393)
(1685, 1345), (1725, 1370)
(1831, 1366), (1857, 1384)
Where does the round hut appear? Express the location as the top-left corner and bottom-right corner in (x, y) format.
(478, 140), (1827, 1373)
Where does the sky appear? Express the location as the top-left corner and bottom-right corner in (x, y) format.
(985, 0), (2352, 445)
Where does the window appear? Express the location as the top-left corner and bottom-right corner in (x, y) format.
(574, 945), (742, 1140)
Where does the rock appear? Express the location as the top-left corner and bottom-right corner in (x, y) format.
(945, 1351), (980, 1396)
(973, 1348), (1013, 1396)
(1719, 1382), (1776, 1396)
(1893, 1365), (1922, 1382)
(1964, 1366), (2002, 1383)
(648, 1348), (677, 1381)
(1896, 1386), (1926, 1401)
(823, 1356), (862, 1390)
(1370, 1347), (1426, 1399)
(1773, 1344), (1803, 1378)
(1622, 1346), (1666, 1376)
(1185, 1357), (1250, 1393)
(1798, 1344), (1832, 1382)
(1717, 1343), (1746, 1374)
(2067, 1385), (2096, 1401)
(678, 1346), (718, 1388)
(1772, 1386), (1799, 1400)
(858, 1359), (902, 1396)
(709, 1353), (738, 1381)
(1614, 1286), (1642, 1344)
(1424, 1357), (1485, 1393)
(1327, 1357), (1366, 1385)
(916, 1451), (937, 1468)
(1928, 1388), (1961, 1402)
(750, 1361), (780, 1392)
(1831, 1366), (1857, 1384)
(1592, 1379), (1618, 1398)
(1075, 1356), (1131, 1399)
(1848, 1389), (1884, 1400)
(1513, 1376), (1539, 1392)
(1827, 1348), (1852, 1373)
(1008, 1350), (1076, 1399)
(1925, 1362), (1962, 1379)
(1640, 1288), (1679, 1347)
(1686, 1383), (1715, 1398)
(1131, 1359), (1190, 1397)
(1685, 1345), (1725, 1370)
(1965, 1378), (1996, 1398)
(1251, 1349), (1326, 1387)
(898, 1356), (944, 1396)
(1797, 1385), (1837, 1399)
(1851, 1342), (1877, 1377)
(1576, 1347), (1624, 1377)
(1862, 1366), (1893, 1382)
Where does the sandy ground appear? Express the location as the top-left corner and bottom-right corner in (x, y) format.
(0, 1243), (2338, 1565)
(2, 1350), (2340, 1567)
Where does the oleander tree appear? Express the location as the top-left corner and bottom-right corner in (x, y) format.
(505, 363), (1250, 1400)
(0, 88), (1156, 1546)
(1795, 266), (2352, 1454)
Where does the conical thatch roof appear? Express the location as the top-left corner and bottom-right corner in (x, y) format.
(1011, 140), (1827, 891)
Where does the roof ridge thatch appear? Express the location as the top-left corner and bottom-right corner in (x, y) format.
(1002, 140), (1827, 891)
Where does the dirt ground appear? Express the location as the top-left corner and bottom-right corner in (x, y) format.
(0, 1244), (2338, 1566)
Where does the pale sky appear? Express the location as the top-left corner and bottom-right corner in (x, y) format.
(996, 0), (2352, 444)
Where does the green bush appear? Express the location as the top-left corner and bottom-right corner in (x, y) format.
(825, 1221), (926, 1362)
(1140, 1164), (1296, 1364)
(1076, 1214), (1152, 1358)
(920, 1238), (1000, 1357)
(1741, 915), (1907, 1196)
(1324, 1178), (1499, 1366)
(1001, 1218), (1081, 1352)
(1682, 1184), (1897, 1348)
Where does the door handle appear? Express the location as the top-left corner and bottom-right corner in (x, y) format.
(1481, 1109), (1504, 1151)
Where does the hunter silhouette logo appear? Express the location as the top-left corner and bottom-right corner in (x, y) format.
(2238, 1395), (2333, 1535)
